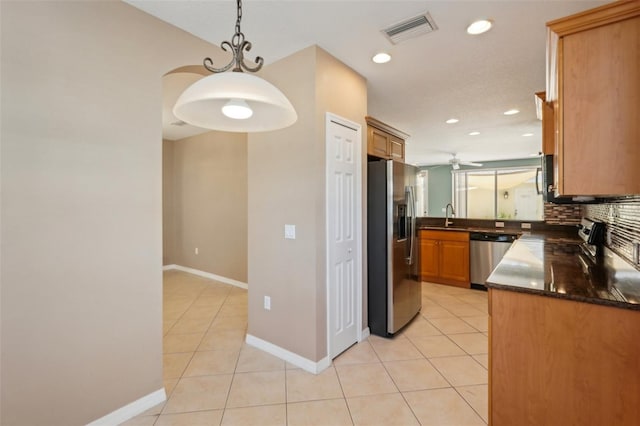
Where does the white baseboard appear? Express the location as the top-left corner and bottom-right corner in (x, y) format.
(246, 334), (331, 375)
(162, 264), (248, 290)
(360, 327), (370, 341)
(86, 388), (166, 426)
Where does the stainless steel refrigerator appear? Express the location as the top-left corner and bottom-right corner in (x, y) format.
(367, 159), (421, 337)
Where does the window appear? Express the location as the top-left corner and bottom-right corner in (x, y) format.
(452, 167), (543, 220)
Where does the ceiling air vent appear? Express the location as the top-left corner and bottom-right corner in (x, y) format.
(382, 12), (438, 45)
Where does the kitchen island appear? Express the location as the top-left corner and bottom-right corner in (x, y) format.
(486, 236), (640, 425)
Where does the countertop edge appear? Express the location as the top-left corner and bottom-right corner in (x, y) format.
(418, 226), (581, 242)
(485, 281), (640, 311)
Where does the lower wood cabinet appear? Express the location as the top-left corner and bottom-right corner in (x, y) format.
(419, 230), (470, 288)
(489, 288), (640, 425)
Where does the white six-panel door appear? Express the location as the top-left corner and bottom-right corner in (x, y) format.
(326, 113), (362, 359)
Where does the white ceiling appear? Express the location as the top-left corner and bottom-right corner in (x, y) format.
(127, 0), (606, 166)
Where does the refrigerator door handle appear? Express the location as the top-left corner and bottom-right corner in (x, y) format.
(535, 167), (542, 195)
(406, 186), (416, 265)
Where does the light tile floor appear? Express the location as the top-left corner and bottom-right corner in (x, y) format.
(126, 270), (489, 425)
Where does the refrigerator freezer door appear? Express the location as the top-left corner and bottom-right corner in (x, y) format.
(367, 160), (422, 337)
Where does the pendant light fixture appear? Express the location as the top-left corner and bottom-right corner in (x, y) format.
(173, 0), (297, 132)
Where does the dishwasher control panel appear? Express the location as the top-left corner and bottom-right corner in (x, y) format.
(469, 232), (518, 243)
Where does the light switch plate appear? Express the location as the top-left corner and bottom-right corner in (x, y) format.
(284, 224), (296, 239)
(495, 221), (505, 228)
(521, 223), (532, 229)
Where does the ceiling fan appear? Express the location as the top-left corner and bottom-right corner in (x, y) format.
(449, 154), (483, 170)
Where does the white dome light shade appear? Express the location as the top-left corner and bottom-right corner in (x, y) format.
(222, 99), (253, 119)
(173, 72), (297, 132)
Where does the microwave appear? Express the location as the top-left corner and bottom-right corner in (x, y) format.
(541, 155), (602, 204)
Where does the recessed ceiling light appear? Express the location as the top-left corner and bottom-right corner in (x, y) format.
(467, 19), (492, 35)
(372, 53), (391, 64)
(469, 131), (480, 136)
(522, 133), (534, 137)
(503, 109), (520, 115)
(445, 118), (459, 124)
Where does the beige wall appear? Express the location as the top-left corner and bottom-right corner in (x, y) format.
(163, 140), (176, 265)
(163, 132), (248, 283)
(315, 48), (369, 342)
(0, 2), (226, 424)
(247, 46), (367, 362)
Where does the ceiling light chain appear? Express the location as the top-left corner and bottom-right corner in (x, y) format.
(203, 0), (264, 74)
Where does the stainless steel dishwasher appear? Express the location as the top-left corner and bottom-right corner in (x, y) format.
(470, 232), (518, 288)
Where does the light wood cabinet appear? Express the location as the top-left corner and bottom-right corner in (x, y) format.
(365, 116), (408, 162)
(534, 91), (555, 155)
(419, 230), (469, 288)
(546, 1), (640, 196)
(489, 288), (640, 425)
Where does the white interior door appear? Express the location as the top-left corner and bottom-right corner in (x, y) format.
(326, 113), (362, 359)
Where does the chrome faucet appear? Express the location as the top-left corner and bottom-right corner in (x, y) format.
(445, 203), (455, 227)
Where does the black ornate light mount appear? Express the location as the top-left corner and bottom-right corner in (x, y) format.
(203, 0), (264, 74)
(172, 0), (297, 132)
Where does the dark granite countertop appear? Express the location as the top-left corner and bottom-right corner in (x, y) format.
(418, 226), (581, 243)
(419, 226), (520, 234)
(486, 236), (640, 310)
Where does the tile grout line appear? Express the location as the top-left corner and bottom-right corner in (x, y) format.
(154, 274), (488, 425)
(157, 276), (211, 422)
(215, 290), (245, 422)
(373, 337), (423, 426)
(284, 367), (289, 425)
(161, 275), (238, 420)
(424, 284), (489, 425)
(332, 353), (366, 425)
(160, 283), (212, 412)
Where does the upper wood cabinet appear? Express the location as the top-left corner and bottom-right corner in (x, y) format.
(546, 0), (640, 196)
(365, 116), (409, 162)
(534, 92), (555, 155)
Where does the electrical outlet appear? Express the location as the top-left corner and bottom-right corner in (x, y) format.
(495, 222), (505, 228)
(264, 296), (271, 310)
(195, 247), (199, 255)
(521, 223), (532, 229)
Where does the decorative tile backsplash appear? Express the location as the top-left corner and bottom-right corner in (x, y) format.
(544, 203), (582, 225)
(584, 197), (640, 268)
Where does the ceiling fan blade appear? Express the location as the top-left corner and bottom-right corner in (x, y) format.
(461, 161), (483, 167)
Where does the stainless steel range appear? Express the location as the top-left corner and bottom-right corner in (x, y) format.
(577, 217), (606, 259)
